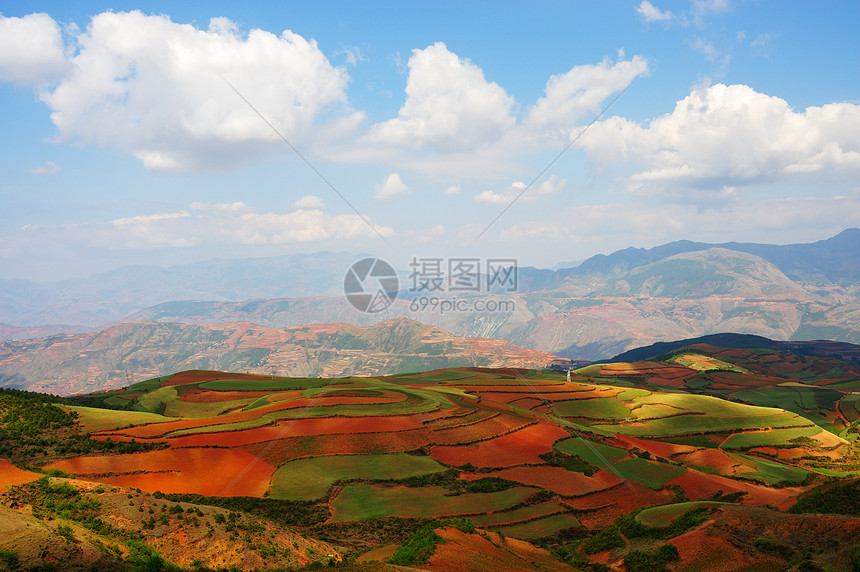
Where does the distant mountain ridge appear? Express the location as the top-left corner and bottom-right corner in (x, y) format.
(0, 318), (562, 395)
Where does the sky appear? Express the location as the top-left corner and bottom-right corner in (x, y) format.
(1, 0), (859, 282)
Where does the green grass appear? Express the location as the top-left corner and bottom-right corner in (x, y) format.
(551, 397), (630, 419)
(469, 502), (565, 527)
(268, 454), (448, 501)
(199, 378), (335, 391)
(137, 386), (178, 414)
(65, 405), (169, 433)
(162, 397), (257, 418)
(597, 412), (811, 437)
(636, 502), (727, 528)
(329, 484), (537, 521)
(612, 458), (686, 489)
(720, 426), (825, 448)
(554, 437), (627, 467)
(729, 453), (810, 484)
(490, 513), (581, 538)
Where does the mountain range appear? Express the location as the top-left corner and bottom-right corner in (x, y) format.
(1, 229), (858, 372)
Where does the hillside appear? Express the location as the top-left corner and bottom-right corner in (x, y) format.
(0, 318), (562, 396)
(3, 351), (860, 570)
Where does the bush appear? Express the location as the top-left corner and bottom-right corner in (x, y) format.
(390, 519), (474, 566)
(0, 548), (19, 569)
(583, 526), (624, 554)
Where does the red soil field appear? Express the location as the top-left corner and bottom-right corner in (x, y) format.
(565, 479), (674, 529)
(164, 371), (271, 386)
(45, 448), (274, 497)
(464, 465), (617, 497)
(666, 470), (801, 510)
(428, 527), (572, 572)
(612, 434), (697, 459)
(430, 423), (569, 468)
(429, 413), (532, 446)
(178, 389), (289, 403)
(674, 448), (751, 477)
(0, 459), (42, 488)
(161, 416), (425, 448)
(241, 428), (431, 465)
(671, 528), (783, 571)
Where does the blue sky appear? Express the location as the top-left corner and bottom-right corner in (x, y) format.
(1, 1), (859, 281)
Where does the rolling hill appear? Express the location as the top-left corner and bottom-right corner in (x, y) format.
(3, 346), (860, 570)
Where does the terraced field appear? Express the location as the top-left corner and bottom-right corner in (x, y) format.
(26, 355), (859, 569)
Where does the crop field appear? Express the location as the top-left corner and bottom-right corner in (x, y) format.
(19, 348), (853, 571)
(268, 454), (447, 500)
(329, 484), (537, 521)
(490, 513), (582, 538)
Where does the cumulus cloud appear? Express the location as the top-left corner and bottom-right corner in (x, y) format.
(29, 160), (61, 175)
(292, 195), (325, 208)
(0, 13), (67, 84)
(522, 56), (649, 146)
(444, 184), (461, 195)
(636, 1), (673, 23)
(579, 83), (860, 194)
(27, 11), (362, 172)
(474, 175), (566, 205)
(374, 172), (409, 201)
(365, 42), (515, 152)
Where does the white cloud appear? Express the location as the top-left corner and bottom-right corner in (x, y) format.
(374, 172), (409, 201)
(636, 1), (673, 23)
(29, 160), (61, 175)
(444, 184), (461, 195)
(579, 83), (860, 194)
(5, 202), (393, 253)
(292, 195), (325, 209)
(365, 42), (515, 152)
(0, 13), (67, 84)
(475, 175), (566, 205)
(751, 33), (773, 49)
(30, 11), (362, 172)
(522, 56), (649, 146)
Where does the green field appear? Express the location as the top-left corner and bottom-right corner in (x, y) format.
(597, 412), (811, 437)
(137, 386), (178, 413)
(554, 437), (627, 467)
(469, 502), (565, 527)
(329, 484), (537, 522)
(268, 454), (448, 500)
(490, 513), (581, 538)
(199, 378), (338, 391)
(729, 453), (810, 484)
(636, 501), (727, 528)
(551, 397), (630, 419)
(720, 426), (825, 448)
(66, 405), (169, 433)
(162, 397), (258, 418)
(611, 458), (686, 489)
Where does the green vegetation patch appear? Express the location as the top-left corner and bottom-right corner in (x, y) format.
(636, 502), (728, 528)
(390, 518), (475, 566)
(554, 437), (627, 467)
(137, 386), (178, 414)
(612, 458), (686, 490)
(199, 377), (335, 391)
(65, 405), (169, 433)
(667, 352), (745, 373)
(790, 480), (860, 515)
(268, 454), (448, 501)
(162, 397), (257, 418)
(551, 397), (630, 419)
(330, 484), (536, 522)
(598, 411), (810, 437)
(470, 502), (565, 527)
(491, 513), (581, 538)
(729, 453), (809, 485)
(721, 425), (824, 448)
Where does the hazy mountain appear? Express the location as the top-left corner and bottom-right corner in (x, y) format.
(0, 251), (365, 327)
(0, 318), (562, 395)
